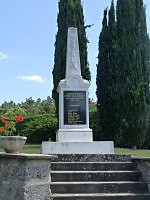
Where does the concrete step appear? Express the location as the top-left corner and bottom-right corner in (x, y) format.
(51, 162), (136, 171)
(50, 155), (150, 199)
(51, 170), (142, 182)
(50, 181), (148, 193)
(51, 193), (150, 200)
(53, 154), (131, 162)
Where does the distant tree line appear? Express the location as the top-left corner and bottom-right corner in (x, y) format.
(0, 97), (57, 143)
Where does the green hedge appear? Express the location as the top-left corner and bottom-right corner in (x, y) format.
(20, 114), (58, 144)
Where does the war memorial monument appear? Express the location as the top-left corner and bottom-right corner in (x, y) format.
(42, 27), (114, 154)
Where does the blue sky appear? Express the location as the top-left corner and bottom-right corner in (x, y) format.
(0, 0), (150, 105)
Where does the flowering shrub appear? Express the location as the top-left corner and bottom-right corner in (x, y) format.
(0, 116), (24, 136)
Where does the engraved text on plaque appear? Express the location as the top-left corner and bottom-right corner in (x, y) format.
(64, 91), (86, 125)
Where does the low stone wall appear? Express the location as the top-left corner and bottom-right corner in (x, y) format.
(132, 157), (150, 192)
(0, 153), (56, 200)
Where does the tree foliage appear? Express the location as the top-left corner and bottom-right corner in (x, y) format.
(21, 114), (57, 144)
(116, 0), (149, 148)
(96, 1), (119, 141)
(96, 8), (110, 140)
(96, 0), (149, 148)
(0, 96), (57, 143)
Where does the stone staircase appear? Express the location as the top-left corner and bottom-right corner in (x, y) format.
(50, 154), (150, 200)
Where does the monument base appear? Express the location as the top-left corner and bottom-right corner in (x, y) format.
(42, 141), (114, 154)
(56, 128), (93, 142)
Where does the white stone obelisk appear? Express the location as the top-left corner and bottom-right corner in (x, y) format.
(56, 27), (93, 142)
(66, 27), (81, 77)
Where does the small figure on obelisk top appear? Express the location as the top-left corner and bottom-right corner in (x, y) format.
(66, 27), (81, 78)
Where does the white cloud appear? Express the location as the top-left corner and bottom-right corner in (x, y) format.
(17, 75), (46, 83)
(0, 52), (8, 60)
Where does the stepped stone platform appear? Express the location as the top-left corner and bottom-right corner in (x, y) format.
(50, 154), (150, 200)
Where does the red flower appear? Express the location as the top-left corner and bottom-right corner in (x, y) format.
(0, 127), (5, 131)
(14, 116), (24, 122)
(0, 115), (24, 136)
(0, 117), (8, 124)
(0, 117), (6, 122)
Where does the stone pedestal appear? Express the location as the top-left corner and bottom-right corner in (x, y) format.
(0, 153), (56, 200)
(42, 141), (114, 154)
(56, 128), (93, 142)
(56, 75), (93, 143)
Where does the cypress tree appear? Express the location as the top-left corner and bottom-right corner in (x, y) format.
(115, 0), (133, 145)
(52, 0), (91, 118)
(135, 0), (150, 148)
(96, 8), (110, 140)
(96, 1), (119, 141)
(107, 0), (120, 141)
(116, 0), (149, 148)
(96, 0), (149, 147)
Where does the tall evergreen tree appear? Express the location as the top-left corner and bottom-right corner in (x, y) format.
(107, 0), (120, 141)
(96, 8), (110, 140)
(116, 0), (149, 148)
(52, 0), (91, 118)
(135, 0), (150, 147)
(96, 0), (149, 147)
(96, 1), (119, 141)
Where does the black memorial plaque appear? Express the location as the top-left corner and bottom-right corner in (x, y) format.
(64, 91), (86, 125)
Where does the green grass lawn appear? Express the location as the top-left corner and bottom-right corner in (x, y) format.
(0, 145), (150, 157)
(0, 144), (41, 154)
(115, 147), (150, 157)
(21, 145), (41, 154)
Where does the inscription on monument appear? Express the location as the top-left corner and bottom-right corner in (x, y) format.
(64, 91), (86, 125)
